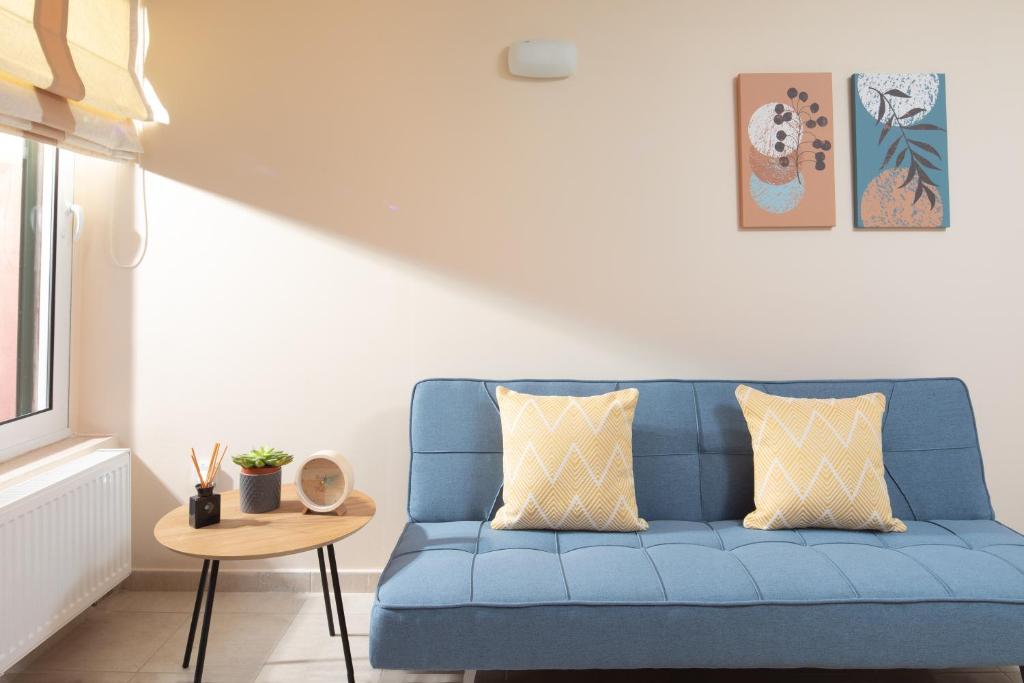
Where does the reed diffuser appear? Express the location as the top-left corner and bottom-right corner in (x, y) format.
(188, 443), (227, 529)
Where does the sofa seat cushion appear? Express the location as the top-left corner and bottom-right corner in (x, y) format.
(370, 519), (1024, 670)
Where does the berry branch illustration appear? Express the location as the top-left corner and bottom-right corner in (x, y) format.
(773, 86), (831, 185)
(870, 86), (945, 209)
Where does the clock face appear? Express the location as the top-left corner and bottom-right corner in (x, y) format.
(300, 457), (346, 507)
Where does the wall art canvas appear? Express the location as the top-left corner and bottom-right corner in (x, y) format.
(853, 73), (949, 228)
(737, 73), (836, 228)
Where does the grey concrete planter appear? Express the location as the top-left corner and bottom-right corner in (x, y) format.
(239, 467), (282, 513)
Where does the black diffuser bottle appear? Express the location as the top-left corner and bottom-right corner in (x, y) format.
(189, 484), (221, 529)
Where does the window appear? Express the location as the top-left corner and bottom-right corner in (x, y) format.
(0, 133), (73, 461)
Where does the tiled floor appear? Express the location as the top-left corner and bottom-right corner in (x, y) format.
(1, 590), (1021, 682)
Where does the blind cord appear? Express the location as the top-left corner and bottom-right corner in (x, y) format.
(108, 161), (149, 269)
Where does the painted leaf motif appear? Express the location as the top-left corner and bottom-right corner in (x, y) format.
(907, 123), (945, 131)
(899, 108), (925, 119)
(893, 149), (907, 167)
(924, 186), (937, 210)
(917, 166), (936, 187)
(880, 138), (901, 169)
(914, 182), (925, 205)
(885, 89), (911, 98)
(914, 153), (941, 171)
(876, 95), (887, 124)
(878, 116), (894, 145)
(909, 139), (942, 159)
(899, 163), (918, 189)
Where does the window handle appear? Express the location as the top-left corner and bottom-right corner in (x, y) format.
(66, 203), (84, 241)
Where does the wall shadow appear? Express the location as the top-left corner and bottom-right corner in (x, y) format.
(136, 0), (756, 368)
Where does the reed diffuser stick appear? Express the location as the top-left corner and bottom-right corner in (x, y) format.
(189, 448), (204, 486)
(205, 442), (221, 486)
(210, 445), (227, 485)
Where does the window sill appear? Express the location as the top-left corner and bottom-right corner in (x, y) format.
(0, 435), (117, 493)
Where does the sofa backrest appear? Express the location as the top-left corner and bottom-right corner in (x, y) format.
(407, 378), (994, 523)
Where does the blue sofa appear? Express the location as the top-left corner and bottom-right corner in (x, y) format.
(370, 378), (1024, 672)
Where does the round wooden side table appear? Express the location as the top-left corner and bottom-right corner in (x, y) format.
(154, 484), (376, 683)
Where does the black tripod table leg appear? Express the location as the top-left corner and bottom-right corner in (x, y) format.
(182, 559), (210, 669)
(327, 544), (355, 683)
(193, 559), (219, 683)
(317, 546), (336, 636)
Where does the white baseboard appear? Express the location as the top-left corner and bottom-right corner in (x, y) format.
(124, 568), (381, 593)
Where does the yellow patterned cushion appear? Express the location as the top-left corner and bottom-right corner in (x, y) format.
(492, 387), (648, 531)
(736, 385), (906, 532)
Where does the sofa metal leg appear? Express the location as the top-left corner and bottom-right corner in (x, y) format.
(462, 671), (476, 683)
(1018, 665), (1023, 681)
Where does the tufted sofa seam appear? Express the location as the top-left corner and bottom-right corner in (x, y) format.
(927, 520), (1010, 552)
(705, 522), (726, 550)
(727, 539), (806, 551)
(382, 537), (913, 567)
(794, 530), (861, 598)
(414, 450), (502, 455)
(377, 522), (412, 602)
(642, 540), (724, 551)
(411, 446), (976, 456)
(468, 521), (485, 602)
(389, 547), (476, 562)
(994, 520), (1024, 541)
(374, 596), (1024, 611)
(726, 552), (765, 601)
(880, 383), (917, 520)
(887, 547), (955, 597)
(926, 520), (974, 547)
(692, 383), (705, 520)
(976, 548), (1024, 582)
(554, 532), (571, 600)
(387, 539), (1009, 562)
(482, 380), (500, 413)
(637, 531), (669, 601)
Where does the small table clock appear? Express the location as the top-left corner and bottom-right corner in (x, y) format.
(294, 450), (355, 514)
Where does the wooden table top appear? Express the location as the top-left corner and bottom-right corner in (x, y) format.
(154, 485), (376, 560)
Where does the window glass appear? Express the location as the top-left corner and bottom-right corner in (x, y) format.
(0, 134), (56, 425)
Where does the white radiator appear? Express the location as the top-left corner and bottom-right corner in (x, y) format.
(0, 448), (131, 673)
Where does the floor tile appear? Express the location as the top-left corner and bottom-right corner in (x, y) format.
(0, 673), (134, 682)
(98, 591), (196, 613)
(379, 673), (463, 683)
(299, 592), (373, 635)
(138, 611), (293, 682)
(256, 572), (311, 593)
(255, 627), (373, 683)
(100, 591), (308, 616)
(22, 610), (187, 673)
(129, 672), (259, 683)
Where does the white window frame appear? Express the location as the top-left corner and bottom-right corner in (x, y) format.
(0, 147), (74, 462)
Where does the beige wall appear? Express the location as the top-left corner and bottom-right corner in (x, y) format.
(72, 0), (1024, 572)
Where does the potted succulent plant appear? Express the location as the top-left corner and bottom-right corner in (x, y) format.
(233, 446), (294, 513)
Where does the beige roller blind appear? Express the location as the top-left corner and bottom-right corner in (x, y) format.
(0, 0), (153, 160)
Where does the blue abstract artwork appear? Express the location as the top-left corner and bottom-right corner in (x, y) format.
(853, 73), (950, 228)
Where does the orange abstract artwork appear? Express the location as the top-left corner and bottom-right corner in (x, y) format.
(737, 73), (836, 228)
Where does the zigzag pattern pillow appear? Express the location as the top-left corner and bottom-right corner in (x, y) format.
(492, 386), (648, 531)
(736, 385), (905, 532)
